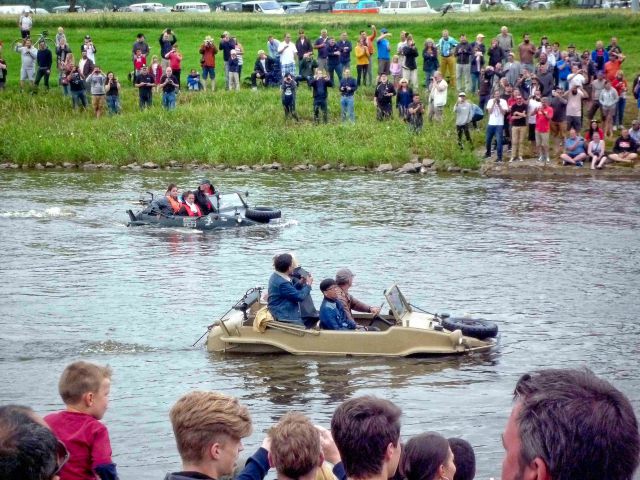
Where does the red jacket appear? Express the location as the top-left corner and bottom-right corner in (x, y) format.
(182, 202), (202, 217)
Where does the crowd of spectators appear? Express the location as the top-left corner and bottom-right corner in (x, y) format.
(0, 362), (638, 480)
(3, 20), (640, 163)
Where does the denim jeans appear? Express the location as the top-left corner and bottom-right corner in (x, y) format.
(424, 68), (436, 88)
(341, 95), (354, 122)
(163, 91), (176, 110)
(616, 97), (626, 126)
(485, 125), (504, 160)
(471, 72), (479, 94)
(71, 90), (87, 109)
(106, 95), (120, 114)
(328, 62), (343, 84)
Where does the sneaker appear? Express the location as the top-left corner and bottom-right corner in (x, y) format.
(509, 157), (515, 163)
(576, 161), (584, 167)
(545, 156), (550, 163)
(538, 155), (544, 162)
(518, 156), (524, 162)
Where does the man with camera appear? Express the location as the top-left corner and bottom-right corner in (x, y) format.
(199, 35), (218, 91)
(160, 66), (179, 110)
(309, 69), (333, 124)
(85, 65), (107, 118)
(159, 28), (177, 69)
(81, 35), (96, 63)
(135, 65), (155, 110)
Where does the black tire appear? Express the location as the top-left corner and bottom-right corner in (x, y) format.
(245, 207), (281, 223)
(441, 317), (498, 340)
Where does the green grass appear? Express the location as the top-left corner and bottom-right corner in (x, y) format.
(0, 11), (639, 168)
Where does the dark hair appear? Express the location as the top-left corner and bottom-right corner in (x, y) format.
(166, 183), (177, 193)
(183, 190), (195, 200)
(319, 278), (336, 292)
(448, 438), (475, 480)
(274, 253), (293, 273)
(0, 406), (59, 480)
(514, 368), (640, 480)
(401, 433), (449, 480)
(331, 396), (401, 479)
(137, 33), (144, 38)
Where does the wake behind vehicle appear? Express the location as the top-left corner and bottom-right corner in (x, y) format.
(206, 284), (498, 356)
(127, 190), (281, 231)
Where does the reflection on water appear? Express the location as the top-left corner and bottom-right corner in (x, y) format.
(1, 171), (639, 480)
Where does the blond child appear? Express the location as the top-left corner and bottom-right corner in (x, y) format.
(390, 55), (402, 89)
(45, 361), (119, 480)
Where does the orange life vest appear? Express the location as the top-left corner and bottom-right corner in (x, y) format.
(183, 202), (202, 217)
(166, 195), (182, 213)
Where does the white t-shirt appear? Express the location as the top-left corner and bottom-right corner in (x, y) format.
(566, 90), (585, 117)
(20, 15), (32, 31)
(527, 99), (541, 124)
(486, 98), (508, 126)
(278, 41), (297, 65)
(568, 72), (585, 89)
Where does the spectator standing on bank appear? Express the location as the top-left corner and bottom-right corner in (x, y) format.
(159, 28), (177, 69)
(34, 40), (52, 91)
(165, 44), (182, 86)
(510, 92), (528, 161)
(149, 55), (163, 87)
(55, 26), (66, 47)
(279, 33), (298, 79)
(339, 68), (357, 123)
(407, 93), (425, 133)
(135, 65), (155, 109)
(56, 37), (71, 72)
(437, 30), (458, 88)
(309, 69), (333, 124)
(314, 29), (329, 72)
(337, 32), (352, 75)
(327, 37), (342, 83)
(355, 38), (370, 87)
(267, 35), (280, 61)
(470, 45), (484, 94)
(587, 70), (606, 120)
(85, 66), (107, 118)
(591, 40), (609, 75)
(297, 51), (317, 84)
(565, 85), (587, 132)
(611, 70), (627, 130)
(454, 92), (473, 149)
(488, 38), (504, 68)
(549, 87), (567, 157)
(428, 70), (448, 122)
(519, 33), (536, 73)
(81, 35), (96, 63)
(599, 80), (619, 137)
(133, 49), (147, 76)
(18, 10), (32, 39)
(390, 55), (402, 88)
(422, 39), (439, 88)
(281, 73), (299, 121)
(454, 34), (472, 93)
(199, 35), (218, 91)
(403, 37), (419, 90)
(485, 90), (509, 162)
(374, 72), (395, 120)
(15, 38), (37, 91)
(232, 37), (244, 78)
(497, 26), (513, 61)
(67, 66), (87, 109)
(228, 49), (240, 91)
(160, 66), (179, 110)
(377, 29), (392, 76)
(219, 31), (235, 90)
(396, 78), (413, 120)
(105, 71), (120, 114)
(0, 57), (7, 90)
(296, 29), (313, 70)
(132, 33), (150, 60)
(535, 96), (554, 162)
(78, 49), (94, 80)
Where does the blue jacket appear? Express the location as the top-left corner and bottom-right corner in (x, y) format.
(236, 448), (347, 480)
(319, 298), (357, 330)
(268, 272), (311, 325)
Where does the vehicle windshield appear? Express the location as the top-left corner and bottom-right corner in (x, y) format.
(215, 192), (246, 211)
(260, 1), (281, 8)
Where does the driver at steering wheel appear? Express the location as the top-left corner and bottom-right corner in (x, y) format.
(332, 268), (381, 321)
(194, 179), (217, 215)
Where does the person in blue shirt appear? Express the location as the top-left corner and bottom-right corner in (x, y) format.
(437, 29), (458, 89)
(560, 127), (587, 166)
(268, 253), (313, 325)
(309, 69), (333, 124)
(377, 28), (392, 76)
(319, 278), (357, 330)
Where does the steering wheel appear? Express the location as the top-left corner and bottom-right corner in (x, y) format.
(372, 314), (395, 327)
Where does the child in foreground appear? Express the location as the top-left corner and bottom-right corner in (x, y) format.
(45, 361), (119, 480)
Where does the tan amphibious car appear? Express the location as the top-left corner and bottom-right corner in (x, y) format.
(206, 285), (498, 357)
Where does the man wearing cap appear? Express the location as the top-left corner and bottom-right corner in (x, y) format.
(199, 35), (218, 91)
(437, 30), (458, 88)
(319, 278), (357, 331)
(194, 180), (216, 215)
(251, 50), (273, 89)
(332, 268), (381, 323)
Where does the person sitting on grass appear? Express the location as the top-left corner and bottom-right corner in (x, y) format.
(281, 73), (299, 122)
(187, 69), (203, 91)
(588, 132), (607, 170)
(560, 127), (587, 167)
(251, 50), (273, 90)
(319, 278), (357, 331)
(608, 128), (638, 165)
(44, 361), (119, 480)
(180, 191), (203, 217)
(374, 73), (396, 121)
(407, 93), (425, 134)
(309, 69), (333, 124)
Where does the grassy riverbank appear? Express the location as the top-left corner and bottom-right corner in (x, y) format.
(1, 11), (639, 168)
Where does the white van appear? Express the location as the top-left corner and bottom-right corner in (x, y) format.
(128, 2), (165, 11)
(0, 5), (32, 14)
(241, 1), (285, 13)
(380, 0), (436, 13)
(174, 1), (211, 11)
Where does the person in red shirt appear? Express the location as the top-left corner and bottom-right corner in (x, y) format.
(611, 70), (628, 130)
(45, 361), (118, 480)
(164, 44), (183, 86)
(535, 96), (554, 162)
(132, 48), (146, 76)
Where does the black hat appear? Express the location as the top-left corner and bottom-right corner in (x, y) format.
(320, 278), (336, 293)
(199, 179), (211, 185)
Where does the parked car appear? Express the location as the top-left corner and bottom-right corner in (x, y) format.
(241, 0), (286, 13)
(305, 0), (335, 11)
(219, 1), (242, 10)
(280, 1), (301, 9)
(380, 0), (436, 13)
(332, 0), (380, 12)
(174, 1), (211, 11)
(285, 0), (309, 12)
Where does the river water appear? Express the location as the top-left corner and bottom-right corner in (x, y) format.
(1, 171), (639, 480)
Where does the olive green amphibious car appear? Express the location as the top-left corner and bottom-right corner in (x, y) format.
(206, 285), (498, 357)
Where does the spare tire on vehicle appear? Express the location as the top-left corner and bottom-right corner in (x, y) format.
(441, 317), (498, 340)
(245, 207), (281, 223)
